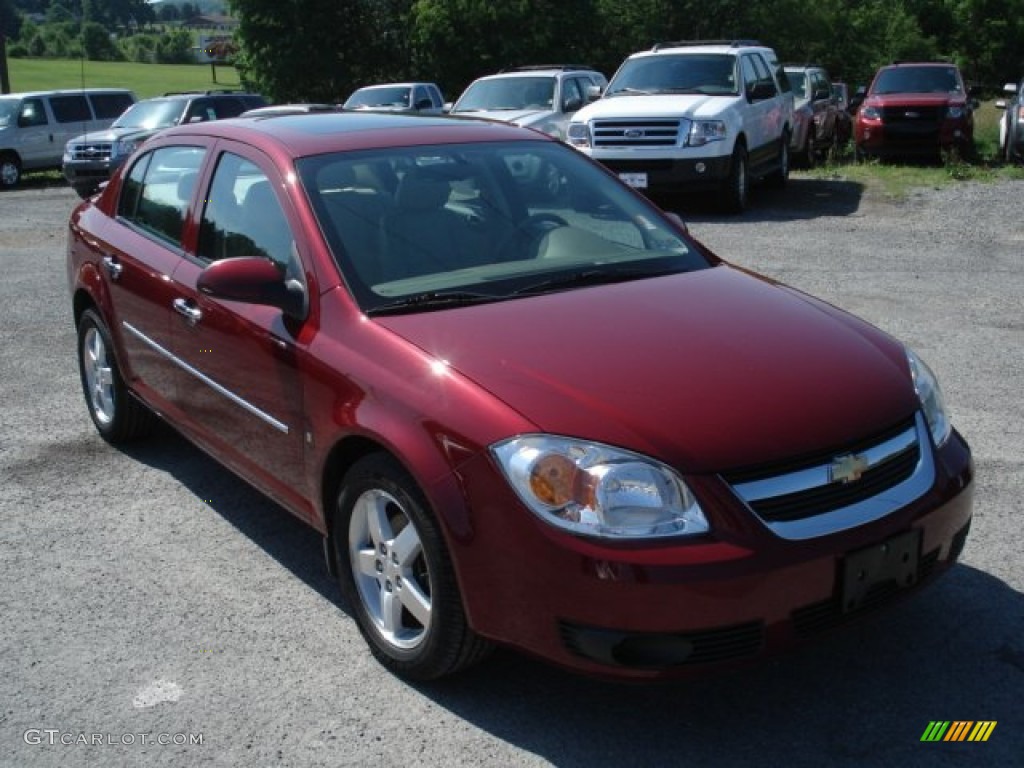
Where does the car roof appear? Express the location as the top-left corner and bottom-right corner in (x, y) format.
(157, 111), (550, 158)
(632, 42), (772, 58)
(0, 88), (132, 99)
(353, 82), (437, 90)
(474, 67), (600, 81)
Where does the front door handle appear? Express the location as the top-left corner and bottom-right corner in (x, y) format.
(102, 255), (122, 280)
(172, 298), (203, 325)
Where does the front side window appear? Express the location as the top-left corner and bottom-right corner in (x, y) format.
(118, 146), (206, 246)
(298, 141), (709, 314)
(18, 98), (48, 127)
(198, 152), (298, 276)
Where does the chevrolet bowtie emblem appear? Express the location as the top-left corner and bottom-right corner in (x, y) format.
(829, 453), (870, 484)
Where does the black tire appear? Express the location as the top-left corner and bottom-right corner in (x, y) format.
(72, 182), (98, 199)
(0, 153), (21, 189)
(719, 142), (748, 214)
(332, 454), (491, 680)
(77, 309), (156, 442)
(795, 130), (815, 169)
(766, 130), (790, 187)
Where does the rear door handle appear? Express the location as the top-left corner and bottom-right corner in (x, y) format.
(101, 255), (123, 280)
(172, 298), (203, 325)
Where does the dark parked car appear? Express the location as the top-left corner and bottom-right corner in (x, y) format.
(68, 112), (973, 681)
(784, 65), (842, 166)
(62, 90), (266, 198)
(854, 62), (976, 161)
(996, 79), (1023, 163)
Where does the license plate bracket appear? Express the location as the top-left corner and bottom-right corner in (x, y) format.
(841, 529), (921, 613)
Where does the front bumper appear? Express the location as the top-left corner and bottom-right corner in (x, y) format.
(450, 428), (973, 680)
(63, 158), (123, 187)
(592, 155), (733, 190)
(855, 118), (973, 157)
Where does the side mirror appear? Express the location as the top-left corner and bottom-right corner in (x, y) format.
(1004, 83), (1017, 95)
(442, 102), (454, 113)
(585, 84), (603, 103)
(747, 82), (775, 101)
(197, 256), (308, 321)
(995, 100), (1007, 110)
(563, 96), (583, 113)
(664, 211), (688, 235)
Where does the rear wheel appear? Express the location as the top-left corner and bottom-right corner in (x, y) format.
(0, 153), (21, 189)
(719, 143), (748, 214)
(77, 309), (156, 442)
(333, 454), (491, 680)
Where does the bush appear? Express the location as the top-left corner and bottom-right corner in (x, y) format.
(119, 33), (158, 63)
(7, 42), (29, 58)
(155, 28), (194, 65)
(82, 21), (123, 61)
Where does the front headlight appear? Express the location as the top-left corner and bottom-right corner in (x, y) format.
(906, 348), (952, 448)
(861, 105), (882, 120)
(686, 120), (727, 146)
(491, 435), (709, 539)
(946, 105), (966, 119)
(112, 139), (138, 158)
(566, 122), (591, 148)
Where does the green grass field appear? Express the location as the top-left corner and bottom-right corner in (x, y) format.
(7, 57), (241, 98)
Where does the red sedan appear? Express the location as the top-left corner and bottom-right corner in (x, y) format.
(68, 112), (973, 680)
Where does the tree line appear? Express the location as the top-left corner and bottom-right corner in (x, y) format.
(226, 0), (1024, 103)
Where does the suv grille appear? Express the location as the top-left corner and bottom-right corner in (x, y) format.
(68, 142), (113, 161)
(592, 119), (685, 147)
(725, 415), (932, 539)
(880, 106), (943, 124)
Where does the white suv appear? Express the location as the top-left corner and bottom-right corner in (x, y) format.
(567, 41), (793, 212)
(450, 65), (607, 140)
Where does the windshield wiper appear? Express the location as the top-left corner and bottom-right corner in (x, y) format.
(511, 265), (680, 296)
(366, 290), (500, 316)
(606, 87), (652, 97)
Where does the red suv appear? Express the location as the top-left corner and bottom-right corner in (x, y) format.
(854, 62), (975, 160)
(68, 112), (973, 681)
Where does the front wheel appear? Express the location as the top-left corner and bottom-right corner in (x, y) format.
(333, 454), (491, 680)
(0, 153), (21, 189)
(77, 309), (155, 442)
(719, 143), (748, 214)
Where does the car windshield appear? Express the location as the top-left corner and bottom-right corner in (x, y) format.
(112, 100), (184, 130)
(872, 66), (963, 95)
(345, 87), (412, 109)
(606, 54), (739, 96)
(0, 99), (19, 128)
(453, 77), (555, 112)
(786, 71), (808, 99)
(298, 140), (709, 314)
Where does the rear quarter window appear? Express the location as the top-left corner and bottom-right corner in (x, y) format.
(89, 93), (135, 120)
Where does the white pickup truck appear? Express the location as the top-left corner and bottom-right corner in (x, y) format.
(567, 40), (794, 212)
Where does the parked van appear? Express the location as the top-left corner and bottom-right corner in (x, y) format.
(0, 89), (136, 189)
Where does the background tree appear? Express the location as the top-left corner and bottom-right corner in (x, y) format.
(228, 0), (381, 102)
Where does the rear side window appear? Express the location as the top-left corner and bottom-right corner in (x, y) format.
(50, 95), (92, 123)
(118, 146), (207, 246)
(89, 92), (134, 120)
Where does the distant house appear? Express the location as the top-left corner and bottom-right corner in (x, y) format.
(182, 14), (239, 31)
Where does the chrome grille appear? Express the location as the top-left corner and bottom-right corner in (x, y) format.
(592, 119), (686, 147)
(725, 413), (934, 540)
(69, 142), (113, 161)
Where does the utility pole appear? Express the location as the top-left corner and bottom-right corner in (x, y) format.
(0, 16), (11, 94)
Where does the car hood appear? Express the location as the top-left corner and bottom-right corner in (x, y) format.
(576, 93), (738, 121)
(66, 125), (164, 144)
(376, 265), (918, 473)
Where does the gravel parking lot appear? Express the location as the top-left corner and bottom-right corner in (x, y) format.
(2, 176), (1022, 767)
